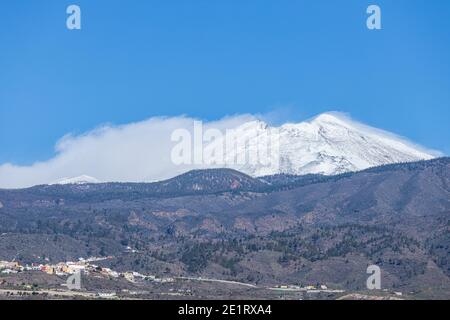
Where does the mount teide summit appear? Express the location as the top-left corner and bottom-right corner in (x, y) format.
(227, 112), (438, 176)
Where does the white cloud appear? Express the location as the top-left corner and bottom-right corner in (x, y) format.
(0, 114), (257, 189)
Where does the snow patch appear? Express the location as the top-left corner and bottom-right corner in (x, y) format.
(50, 175), (101, 185)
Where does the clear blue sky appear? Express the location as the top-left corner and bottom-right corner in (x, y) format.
(1, 0), (449, 165)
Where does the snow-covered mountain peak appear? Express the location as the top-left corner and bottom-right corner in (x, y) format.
(50, 175), (101, 185)
(227, 112), (439, 177)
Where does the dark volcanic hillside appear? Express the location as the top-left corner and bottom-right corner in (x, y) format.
(157, 168), (268, 193)
(0, 158), (449, 298)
